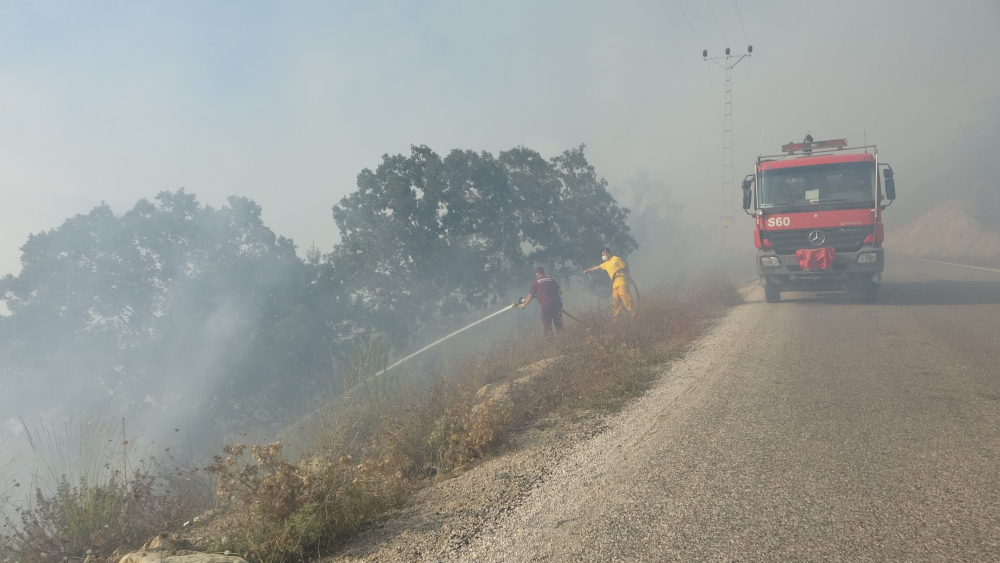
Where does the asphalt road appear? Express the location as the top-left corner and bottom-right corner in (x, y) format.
(464, 257), (1000, 562)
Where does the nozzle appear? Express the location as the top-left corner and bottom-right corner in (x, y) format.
(513, 297), (525, 307)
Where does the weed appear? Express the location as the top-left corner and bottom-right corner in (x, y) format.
(0, 418), (207, 563)
(202, 276), (740, 563)
(205, 442), (407, 563)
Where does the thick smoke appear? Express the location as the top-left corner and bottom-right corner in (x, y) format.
(889, 105), (1000, 226)
(0, 190), (336, 452)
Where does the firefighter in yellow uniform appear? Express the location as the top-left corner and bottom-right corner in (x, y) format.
(583, 247), (636, 319)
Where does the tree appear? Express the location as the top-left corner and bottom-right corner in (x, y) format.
(0, 190), (334, 435)
(323, 144), (636, 345)
(0, 145), (638, 435)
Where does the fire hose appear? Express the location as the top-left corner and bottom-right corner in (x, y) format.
(625, 270), (640, 312)
(518, 271), (640, 324)
(373, 298), (526, 377)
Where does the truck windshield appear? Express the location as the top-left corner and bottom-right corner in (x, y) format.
(760, 161), (875, 211)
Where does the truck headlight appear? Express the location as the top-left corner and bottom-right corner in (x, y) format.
(857, 252), (878, 264)
(760, 256), (781, 268)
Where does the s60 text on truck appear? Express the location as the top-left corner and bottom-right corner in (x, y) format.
(741, 138), (897, 303)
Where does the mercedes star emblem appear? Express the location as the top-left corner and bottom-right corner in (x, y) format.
(808, 230), (826, 246)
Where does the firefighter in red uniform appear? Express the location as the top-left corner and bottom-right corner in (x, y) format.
(520, 267), (563, 334)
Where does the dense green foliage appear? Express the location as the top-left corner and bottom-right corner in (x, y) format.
(324, 145), (636, 343)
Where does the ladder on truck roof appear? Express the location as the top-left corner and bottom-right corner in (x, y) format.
(758, 139), (878, 162)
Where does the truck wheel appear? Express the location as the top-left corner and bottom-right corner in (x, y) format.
(851, 281), (880, 303)
(861, 282), (880, 303)
(764, 284), (781, 303)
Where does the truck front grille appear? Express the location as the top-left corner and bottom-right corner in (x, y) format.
(765, 227), (872, 254)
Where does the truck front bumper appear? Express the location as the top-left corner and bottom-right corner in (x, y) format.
(756, 247), (883, 291)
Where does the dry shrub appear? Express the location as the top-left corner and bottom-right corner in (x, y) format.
(393, 387), (514, 473)
(0, 419), (208, 563)
(205, 276), (740, 563)
(462, 400), (515, 460)
(366, 334), (555, 476)
(201, 336), (554, 563)
(206, 442), (407, 563)
(383, 275), (741, 472)
(496, 275), (742, 433)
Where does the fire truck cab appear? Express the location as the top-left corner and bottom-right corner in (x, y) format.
(742, 138), (897, 303)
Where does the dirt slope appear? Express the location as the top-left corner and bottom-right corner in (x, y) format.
(888, 199), (1000, 267)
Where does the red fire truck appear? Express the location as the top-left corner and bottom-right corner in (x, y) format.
(741, 138), (897, 303)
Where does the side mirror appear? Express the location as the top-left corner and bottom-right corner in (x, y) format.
(883, 167), (896, 200)
(741, 175), (754, 210)
(885, 178), (896, 201)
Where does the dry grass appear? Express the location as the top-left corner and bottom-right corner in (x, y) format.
(0, 277), (740, 563)
(0, 419), (208, 563)
(201, 275), (742, 563)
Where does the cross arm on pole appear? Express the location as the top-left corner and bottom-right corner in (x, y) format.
(704, 56), (727, 70)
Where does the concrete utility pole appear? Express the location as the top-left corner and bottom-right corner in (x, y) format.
(704, 45), (751, 264)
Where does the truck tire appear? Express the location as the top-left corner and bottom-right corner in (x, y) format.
(861, 282), (880, 303)
(764, 284), (781, 303)
(850, 280), (880, 303)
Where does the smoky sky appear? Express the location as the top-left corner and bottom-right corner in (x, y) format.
(0, 0), (998, 279)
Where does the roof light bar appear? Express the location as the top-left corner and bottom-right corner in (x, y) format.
(781, 138), (848, 154)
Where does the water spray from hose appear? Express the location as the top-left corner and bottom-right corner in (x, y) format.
(373, 297), (526, 378)
(297, 298), (526, 424)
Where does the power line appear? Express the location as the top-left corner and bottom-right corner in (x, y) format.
(733, 0), (749, 45)
(674, 0), (706, 50)
(703, 47), (752, 267)
(705, 0), (729, 46)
